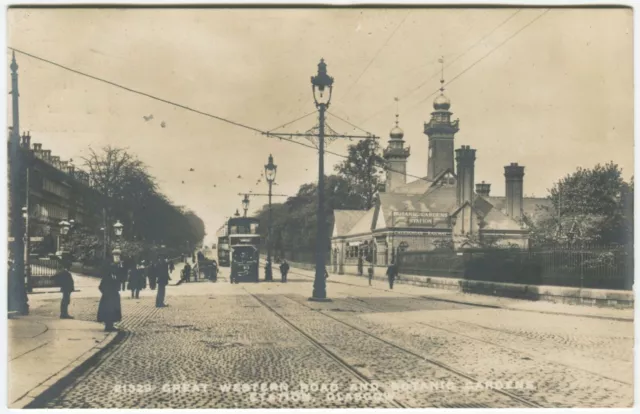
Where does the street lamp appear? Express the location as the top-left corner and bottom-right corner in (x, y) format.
(264, 154), (277, 282)
(234, 209), (241, 217)
(113, 220), (124, 237)
(112, 220), (124, 263)
(242, 194), (250, 217)
(310, 58), (334, 301)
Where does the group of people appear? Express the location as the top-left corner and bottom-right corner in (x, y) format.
(53, 255), (177, 332)
(263, 259), (290, 282)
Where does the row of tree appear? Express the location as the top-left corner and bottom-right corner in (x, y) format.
(68, 146), (205, 264)
(254, 138), (633, 256)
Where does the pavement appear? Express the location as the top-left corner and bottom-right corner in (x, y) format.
(7, 261), (190, 408)
(8, 261), (631, 409)
(290, 266), (634, 322)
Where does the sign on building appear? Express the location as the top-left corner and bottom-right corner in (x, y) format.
(391, 211), (449, 228)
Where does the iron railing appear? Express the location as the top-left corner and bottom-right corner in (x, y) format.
(398, 245), (633, 290)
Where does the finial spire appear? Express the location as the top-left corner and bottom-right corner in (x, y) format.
(438, 56), (445, 94)
(394, 97), (399, 126)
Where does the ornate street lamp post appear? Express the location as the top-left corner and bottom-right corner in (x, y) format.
(310, 59), (334, 301)
(242, 194), (250, 217)
(264, 154), (277, 282)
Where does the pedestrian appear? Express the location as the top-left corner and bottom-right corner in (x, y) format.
(129, 263), (145, 299)
(97, 261), (122, 332)
(169, 260), (175, 274)
(279, 259), (290, 283)
(357, 256), (364, 276)
(368, 266), (374, 286)
(117, 260), (127, 292)
(265, 260), (272, 281)
(183, 262), (192, 283)
(211, 260), (218, 282)
(53, 260), (75, 319)
(156, 257), (170, 307)
(148, 260), (158, 290)
(386, 262), (398, 290)
(325, 267), (329, 279)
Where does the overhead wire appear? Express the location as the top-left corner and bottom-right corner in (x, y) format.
(357, 8), (524, 125)
(406, 9), (549, 114)
(338, 10), (412, 102)
(9, 9), (547, 192)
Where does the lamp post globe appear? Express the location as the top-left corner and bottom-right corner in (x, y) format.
(59, 220), (71, 236)
(113, 220), (124, 237)
(242, 194), (250, 217)
(265, 154), (277, 183)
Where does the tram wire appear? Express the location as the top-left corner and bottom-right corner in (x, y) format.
(9, 10), (547, 189)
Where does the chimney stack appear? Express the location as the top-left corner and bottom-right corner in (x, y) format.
(475, 181), (491, 197)
(20, 132), (31, 149)
(504, 163), (525, 220)
(455, 145), (476, 206)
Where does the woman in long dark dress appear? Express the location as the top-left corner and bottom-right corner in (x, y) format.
(98, 263), (122, 331)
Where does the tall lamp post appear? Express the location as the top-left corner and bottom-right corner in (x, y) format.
(310, 59), (334, 301)
(264, 154), (277, 282)
(241, 194), (250, 217)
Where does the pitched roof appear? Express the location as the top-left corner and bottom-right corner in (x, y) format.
(390, 175), (433, 194)
(346, 207), (377, 236)
(480, 196), (552, 221)
(332, 210), (368, 238)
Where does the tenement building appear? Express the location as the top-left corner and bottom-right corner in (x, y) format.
(330, 83), (551, 274)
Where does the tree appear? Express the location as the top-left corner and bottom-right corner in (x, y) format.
(254, 175), (365, 259)
(82, 146), (206, 254)
(335, 138), (385, 210)
(526, 162), (633, 246)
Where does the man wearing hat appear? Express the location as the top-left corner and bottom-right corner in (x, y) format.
(52, 258), (75, 319)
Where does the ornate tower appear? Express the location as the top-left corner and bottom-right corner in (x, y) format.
(383, 112), (410, 192)
(424, 60), (459, 180)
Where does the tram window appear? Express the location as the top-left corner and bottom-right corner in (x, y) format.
(250, 223), (259, 234)
(230, 226), (238, 234)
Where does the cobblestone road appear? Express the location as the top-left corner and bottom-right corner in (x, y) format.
(28, 267), (633, 408)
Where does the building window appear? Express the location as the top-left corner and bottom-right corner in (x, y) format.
(42, 178), (70, 199)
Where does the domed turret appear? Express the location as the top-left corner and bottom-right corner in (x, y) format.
(389, 114), (404, 140)
(433, 93), (451, 110)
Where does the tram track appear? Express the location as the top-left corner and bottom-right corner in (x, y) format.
(342, 295), (633, 387)
(281, 294), (543, 408)
(243, 288), (408, 408)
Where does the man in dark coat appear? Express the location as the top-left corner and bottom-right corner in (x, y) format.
(357, 256), (364, 276)
(148, 261), (157, 290)
(386, 262), (398, 290)
(129, 263), (145, 299)
(98, 262), (122, 331)
(279, 260), (290, 283)
(53, 261), (75, 319)
(182, 262), (192, 283)
(156, 258), (170, 307)
(211, 260), (218, 282)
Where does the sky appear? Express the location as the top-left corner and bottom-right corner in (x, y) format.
(6, 7), (634, 245)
